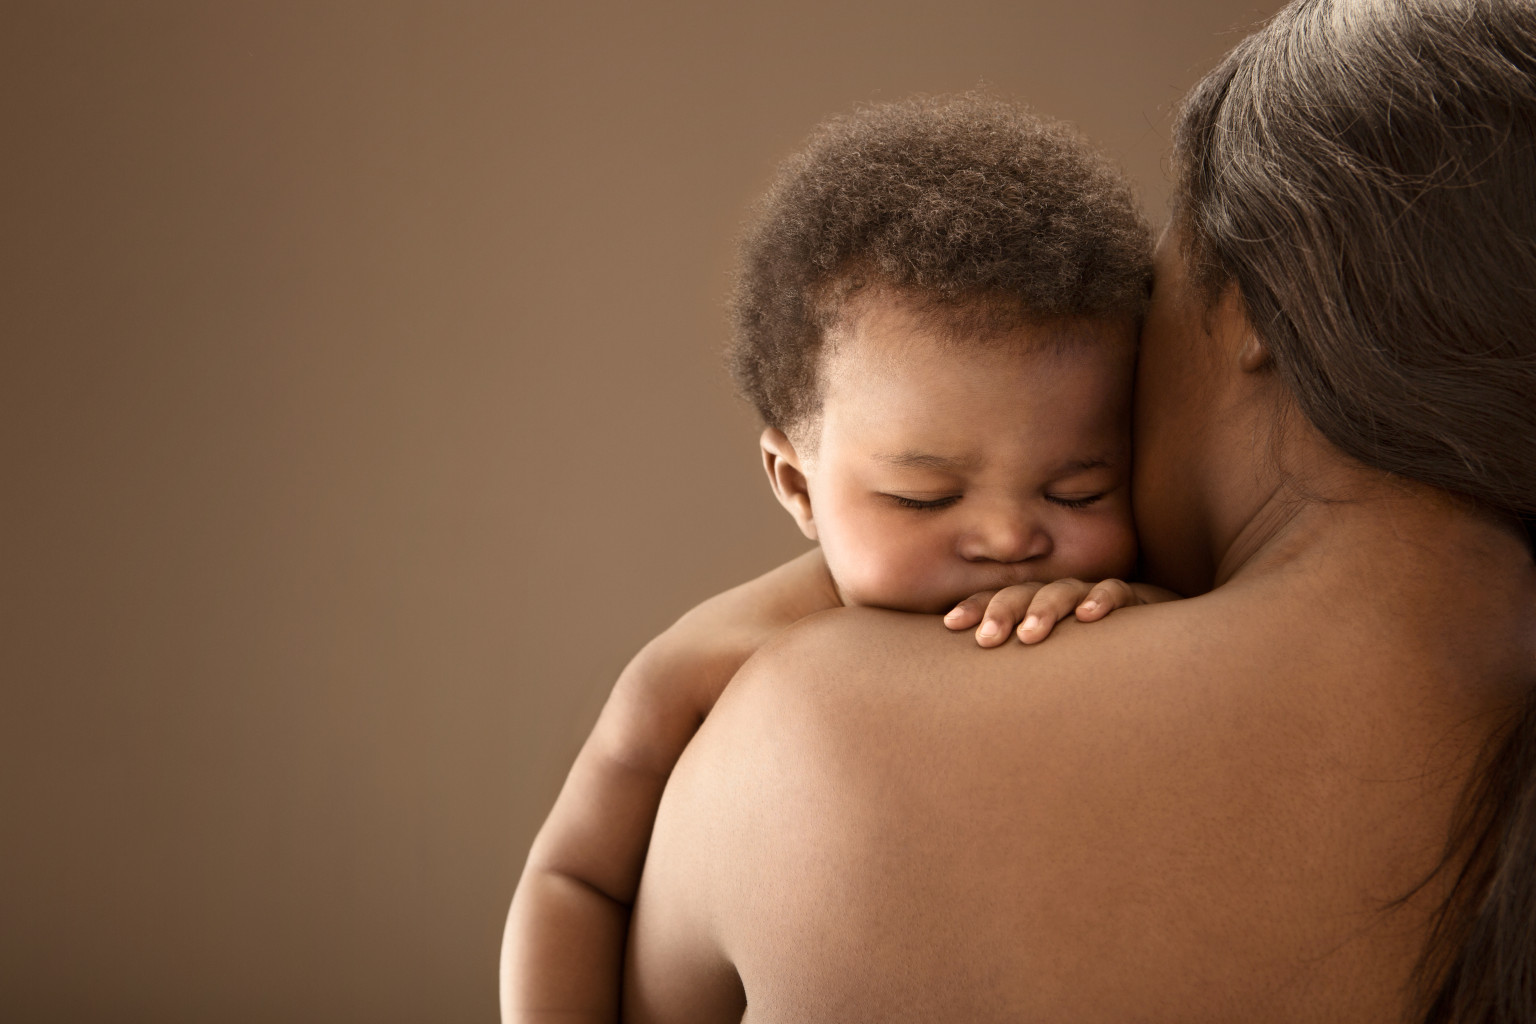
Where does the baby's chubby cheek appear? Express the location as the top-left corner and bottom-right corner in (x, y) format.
(821, 542), (983, 614)
(1074, 517), (1139, 581)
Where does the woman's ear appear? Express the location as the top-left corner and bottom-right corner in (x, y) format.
(760, 427), (817, 541)
(1237, 331), (1272, 373)
(1214, 283), (1271, 372)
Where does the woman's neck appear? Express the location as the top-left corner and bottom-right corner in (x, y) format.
(1220, 456), (1523, 577)
(1213, 454), (1536, 687)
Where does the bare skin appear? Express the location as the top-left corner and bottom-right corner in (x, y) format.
(621, 236), (1536, 1021)
(502, 306), (1162, 1021)
(502, 549), (841, 1022)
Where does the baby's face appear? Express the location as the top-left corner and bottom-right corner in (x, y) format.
(776, 302), (1138, 613)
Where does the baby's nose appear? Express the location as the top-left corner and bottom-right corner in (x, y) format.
(958, 512), (1051, 564)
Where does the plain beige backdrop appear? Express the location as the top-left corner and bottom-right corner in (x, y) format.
(3, 2), (1284, 1020)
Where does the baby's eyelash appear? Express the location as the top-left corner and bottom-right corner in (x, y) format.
(889, 495), (961, 510)
(1047, 493), (1105, 510)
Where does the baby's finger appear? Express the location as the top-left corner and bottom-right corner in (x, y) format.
(974, 584), (1043, 647)
(943, 591), (996, 631)
(1016, 578), (1093, 644)
(1074, 578), (1138, 621)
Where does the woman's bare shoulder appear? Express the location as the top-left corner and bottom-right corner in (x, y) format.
(627, 595), (1456, 1023)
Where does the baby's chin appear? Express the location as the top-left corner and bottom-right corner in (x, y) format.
(840, 593), (963, 616)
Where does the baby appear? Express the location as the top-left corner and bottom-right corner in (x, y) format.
(502, 93), (1172, 1020)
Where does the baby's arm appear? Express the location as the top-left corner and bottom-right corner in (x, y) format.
(501, 550), (840, 1024)
(944, 578), (1180, 646)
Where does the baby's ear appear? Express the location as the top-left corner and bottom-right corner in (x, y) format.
(760, 427), (817, 541)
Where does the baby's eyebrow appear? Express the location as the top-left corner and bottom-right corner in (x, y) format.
(873, 451), (978, 471)
(1053, 456), (1115, 475)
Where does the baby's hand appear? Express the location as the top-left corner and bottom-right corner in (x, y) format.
(943, 578), (1178, 647)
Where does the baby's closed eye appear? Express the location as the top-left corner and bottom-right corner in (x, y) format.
(1044, 492), (1105, 510)
(884, 493), (961, 511)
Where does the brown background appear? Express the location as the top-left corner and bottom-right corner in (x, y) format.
(2, 2), (1283, 1020)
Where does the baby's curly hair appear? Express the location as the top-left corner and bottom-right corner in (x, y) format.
(729, 93), (1153, 433)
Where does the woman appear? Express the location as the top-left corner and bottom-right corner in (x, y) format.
(622, 0), (1536, 1020)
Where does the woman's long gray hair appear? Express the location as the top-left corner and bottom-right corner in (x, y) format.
(1174, 1), (1536, 1020)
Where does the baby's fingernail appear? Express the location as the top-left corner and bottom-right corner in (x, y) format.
(1081, 599), (1100, 611)
(1022, 615), (1040, 632)
(945, 606), (964, 620)
(978, 621), (999, 638)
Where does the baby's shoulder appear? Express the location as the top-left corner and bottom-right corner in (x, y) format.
(683, 550), (839, 642)
(644, 550), (841, 685)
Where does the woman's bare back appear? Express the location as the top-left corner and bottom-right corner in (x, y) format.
(625, 501), (1535, 1022)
